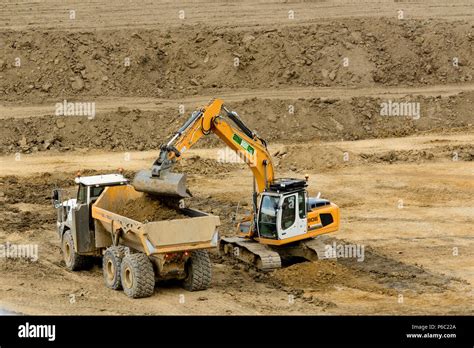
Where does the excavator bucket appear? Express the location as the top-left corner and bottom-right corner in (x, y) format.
(132, 170), (191, 198)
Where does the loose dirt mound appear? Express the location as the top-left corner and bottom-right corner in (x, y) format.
(175, 155), (243, 174)
(271, 245), (459, 296)
(272, 260), (363, 291)
(0, 203), (54, 233)
(274, 144), (353, 172)
(1, 173), (76, 205)
(277, 142), (474, 173)
(115, 194), (188, 222)
(360, 144), (474, 163)
(1, 92), (472, 154)
(0, 19), (472, 101)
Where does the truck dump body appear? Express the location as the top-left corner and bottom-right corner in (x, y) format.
(92, 185), (220, 255)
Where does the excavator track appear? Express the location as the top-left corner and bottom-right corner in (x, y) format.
(299, 236), (333, 260)
(219, 237), (282, 271)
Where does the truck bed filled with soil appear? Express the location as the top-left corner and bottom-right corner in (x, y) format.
(115, 195), (189, 222)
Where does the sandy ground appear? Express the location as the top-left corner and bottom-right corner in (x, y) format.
(0, 0), (473, 315)
(0, 133), (472, 315)
(2, 0), (474, 31)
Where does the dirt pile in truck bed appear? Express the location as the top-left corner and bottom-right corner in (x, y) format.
(115, 194), (189, 222)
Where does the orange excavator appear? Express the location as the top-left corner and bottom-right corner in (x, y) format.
(133, 99), (340, 270)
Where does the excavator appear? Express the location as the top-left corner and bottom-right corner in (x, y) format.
(132, 99), (340, 271)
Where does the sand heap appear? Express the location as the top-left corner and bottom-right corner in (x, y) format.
(116, 195), (188, 222)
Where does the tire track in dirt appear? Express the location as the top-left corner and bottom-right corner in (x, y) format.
(2, 0), (473, 31)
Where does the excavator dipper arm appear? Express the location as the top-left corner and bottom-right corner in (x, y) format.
(132, 99), (274, 196)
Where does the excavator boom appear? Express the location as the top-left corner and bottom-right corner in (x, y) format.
(133, 99), (274, 197)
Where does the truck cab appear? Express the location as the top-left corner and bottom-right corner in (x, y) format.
(52, 174), (129, 256)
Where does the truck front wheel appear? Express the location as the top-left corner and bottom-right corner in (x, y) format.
(182, 250), (212, 291)
(103, 246), (127, 290)
(62, 230), (92, 271)
(120, 253), (155, 298)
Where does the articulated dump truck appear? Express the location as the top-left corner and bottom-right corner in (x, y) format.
(52, 173), (220, 298)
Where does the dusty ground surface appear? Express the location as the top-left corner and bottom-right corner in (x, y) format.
(0, 135), (472, 315)
(0, 0), (473, 315)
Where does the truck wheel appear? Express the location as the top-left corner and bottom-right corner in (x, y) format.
(62, 230), (92, 271)
(182, 250), (212, 291)
(120, 253), (155, 298)
(103, 246), (127, 290)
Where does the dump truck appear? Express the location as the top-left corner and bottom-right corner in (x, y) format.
(52, 173), (220, 298)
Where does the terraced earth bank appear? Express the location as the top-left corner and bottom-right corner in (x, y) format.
(0, 0), (472, 315)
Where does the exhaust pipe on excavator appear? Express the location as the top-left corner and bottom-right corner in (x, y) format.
(132, 170), (191, 198)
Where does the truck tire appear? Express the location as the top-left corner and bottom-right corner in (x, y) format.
(120, 253), (155, 298)
(62, 230), (93, 271)
(103, 246), (127, 290)
(182, 250), (212, 291)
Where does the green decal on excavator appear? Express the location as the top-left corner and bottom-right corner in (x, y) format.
(232, 133), (255, 155)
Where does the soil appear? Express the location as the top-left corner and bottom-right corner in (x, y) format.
(1, 132), (472, 315)
(115, 194), (188, 222)
(1, 92), (473, 154)
(1, 17), (473, 101)
(0, 0), (472, 316)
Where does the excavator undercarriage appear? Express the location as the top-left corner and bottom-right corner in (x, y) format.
(219, 235), (331, 271)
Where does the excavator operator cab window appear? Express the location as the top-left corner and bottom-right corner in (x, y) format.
(258, 194), (279, 239)
(280, 194), (296, 230)
(298, 191), (306, 219)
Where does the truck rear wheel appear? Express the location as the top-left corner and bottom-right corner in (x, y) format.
(120, 253), (155, 298)
(62, 230), (92, 271)
(103, 246), (127, 290)
(182, 250), (212, 291)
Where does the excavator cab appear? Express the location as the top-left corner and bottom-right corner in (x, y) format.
(257, 179), (308, 241)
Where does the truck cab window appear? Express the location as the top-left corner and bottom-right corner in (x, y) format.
(90, 186), (105, 200)
(77, 184), (87, 204)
